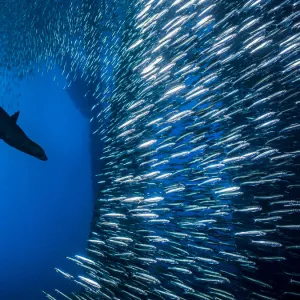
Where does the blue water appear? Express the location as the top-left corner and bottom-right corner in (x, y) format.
(0, 69), (93, 299)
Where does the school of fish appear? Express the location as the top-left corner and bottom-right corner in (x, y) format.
(1, 0), (300, 299)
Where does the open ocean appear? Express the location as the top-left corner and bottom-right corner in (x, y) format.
(0, 0), (300, 299)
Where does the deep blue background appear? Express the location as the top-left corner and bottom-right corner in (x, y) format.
(0, 68), (93, 299)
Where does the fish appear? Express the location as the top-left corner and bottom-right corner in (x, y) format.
(1, 0), (300, 299)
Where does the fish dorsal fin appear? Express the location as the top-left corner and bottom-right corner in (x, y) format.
(11, 111), (20, 123)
